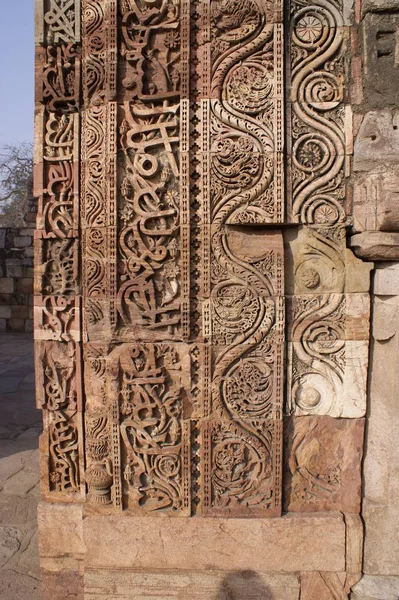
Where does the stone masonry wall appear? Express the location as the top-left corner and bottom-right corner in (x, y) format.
(0, 227), (35, 333)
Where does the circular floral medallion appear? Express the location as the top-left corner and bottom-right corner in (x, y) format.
(296, 15), (323, 43)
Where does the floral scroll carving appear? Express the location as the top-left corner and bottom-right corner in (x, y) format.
(200, 0), (284, 225)
(288, 0), (351, 224)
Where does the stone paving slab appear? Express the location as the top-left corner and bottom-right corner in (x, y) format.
(0, 333), (41, 599)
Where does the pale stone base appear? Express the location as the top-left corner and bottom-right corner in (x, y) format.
(37, 502), (361, 599)
(350, 575), (399, 600)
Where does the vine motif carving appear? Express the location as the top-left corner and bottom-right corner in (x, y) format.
(200, 227), (284, 516)
(289, 0), (348, 224)
(37, 111), (78, 238)
(82, 0), (106, 103)
(38, 238), (79, 296)
(287, 227), (368, 418)
(35, 296), (80, 342)
(204, 0), (284, 225)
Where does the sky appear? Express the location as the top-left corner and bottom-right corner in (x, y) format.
(0, 1), (34, 146)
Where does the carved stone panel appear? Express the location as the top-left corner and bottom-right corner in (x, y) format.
(288, 0), (352, 225)
(284, 416), (364, 513)
(33, 0), (368, 528)
(285, 227), (371, 418)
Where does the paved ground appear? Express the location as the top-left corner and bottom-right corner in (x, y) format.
(0, 333), (41, 599)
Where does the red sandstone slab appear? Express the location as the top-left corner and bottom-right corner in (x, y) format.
(83, 512), (346, 573)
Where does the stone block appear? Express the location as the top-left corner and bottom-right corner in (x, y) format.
(361, 14), (399, 109)
(0, 278), (14, 294)
(284, 417), (364, 513)
(7, 318), (25, 332)
(363, 286), (399, 575)
(301, 572), (347, 600)
(16, 277), (33, 294)
(84, 569), (301, 600)
(24, 247), (34, 258)
(5, 259), (23, 279)
(351, 575), (399, 600)
(37, 502), (85, 558)
(0, 293), (12, 305)
(0, 229), (6, 249)
(350, 232), (399, 261)
(11, 305), (30, 319)
(0, 306), (11, 319)
(374, 263), (399, 295)
(354, 110), (399, 172)
(83, 513), (346, 573)
(41, 570), (84, 600)
(14, 236), (32, 248)
(0, 318), (5, 331)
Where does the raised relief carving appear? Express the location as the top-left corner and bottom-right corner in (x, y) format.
(82, 0), (106, 104)
(33, 0), (367, 528)
(36, 341), (83, 496)
(108, 343), (191, 514)
(289, 0), (350, 224)
(287, 227), (370, 418)
(35, 238), (80, 296)
(200, 228), (284, 517)
(36, 111), (79, 238)
(116, 101), (189, 339)
(84, 344), (113, 506)
(119, 0), (186, 99)
(201, 0), (284, 225)
(284, 416), (364, 513)
(36, 43), (80, 110)
(43, 0), (80, 45)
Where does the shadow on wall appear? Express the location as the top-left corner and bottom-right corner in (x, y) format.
(214, 571), (272, 600)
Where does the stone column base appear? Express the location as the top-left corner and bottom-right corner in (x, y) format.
(38, 502), (363, 600)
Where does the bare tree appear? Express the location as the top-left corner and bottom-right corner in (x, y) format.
(0, 143), (33, 227)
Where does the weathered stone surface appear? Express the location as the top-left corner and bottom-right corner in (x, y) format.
(13, 237), (32, 249)
(353, 168), (399, 234)
(37, 503), (85, 559)
(345, 514), (363, 591)
(361, 15), (399, 110)
(0, 279), (14, 294)
(363, 266), (399, 575)
(350, 232), (399, 261)
(41, 570), (83, 600)
(351, 575), (399, 600)
(284, 417), (364, 513)
(83, 513), (346, 573)
(301, 572), (347, 600)
(84, 569), (300, 600)
(0, 526), (23, 567)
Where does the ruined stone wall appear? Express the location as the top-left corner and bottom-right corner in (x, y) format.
(33, 0), (398, 598)
(0, 227), (35, 333)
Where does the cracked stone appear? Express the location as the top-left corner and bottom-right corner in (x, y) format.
(0, 526), (23, 567)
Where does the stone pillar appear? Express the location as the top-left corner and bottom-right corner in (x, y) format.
(350, 263), (399, 600)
